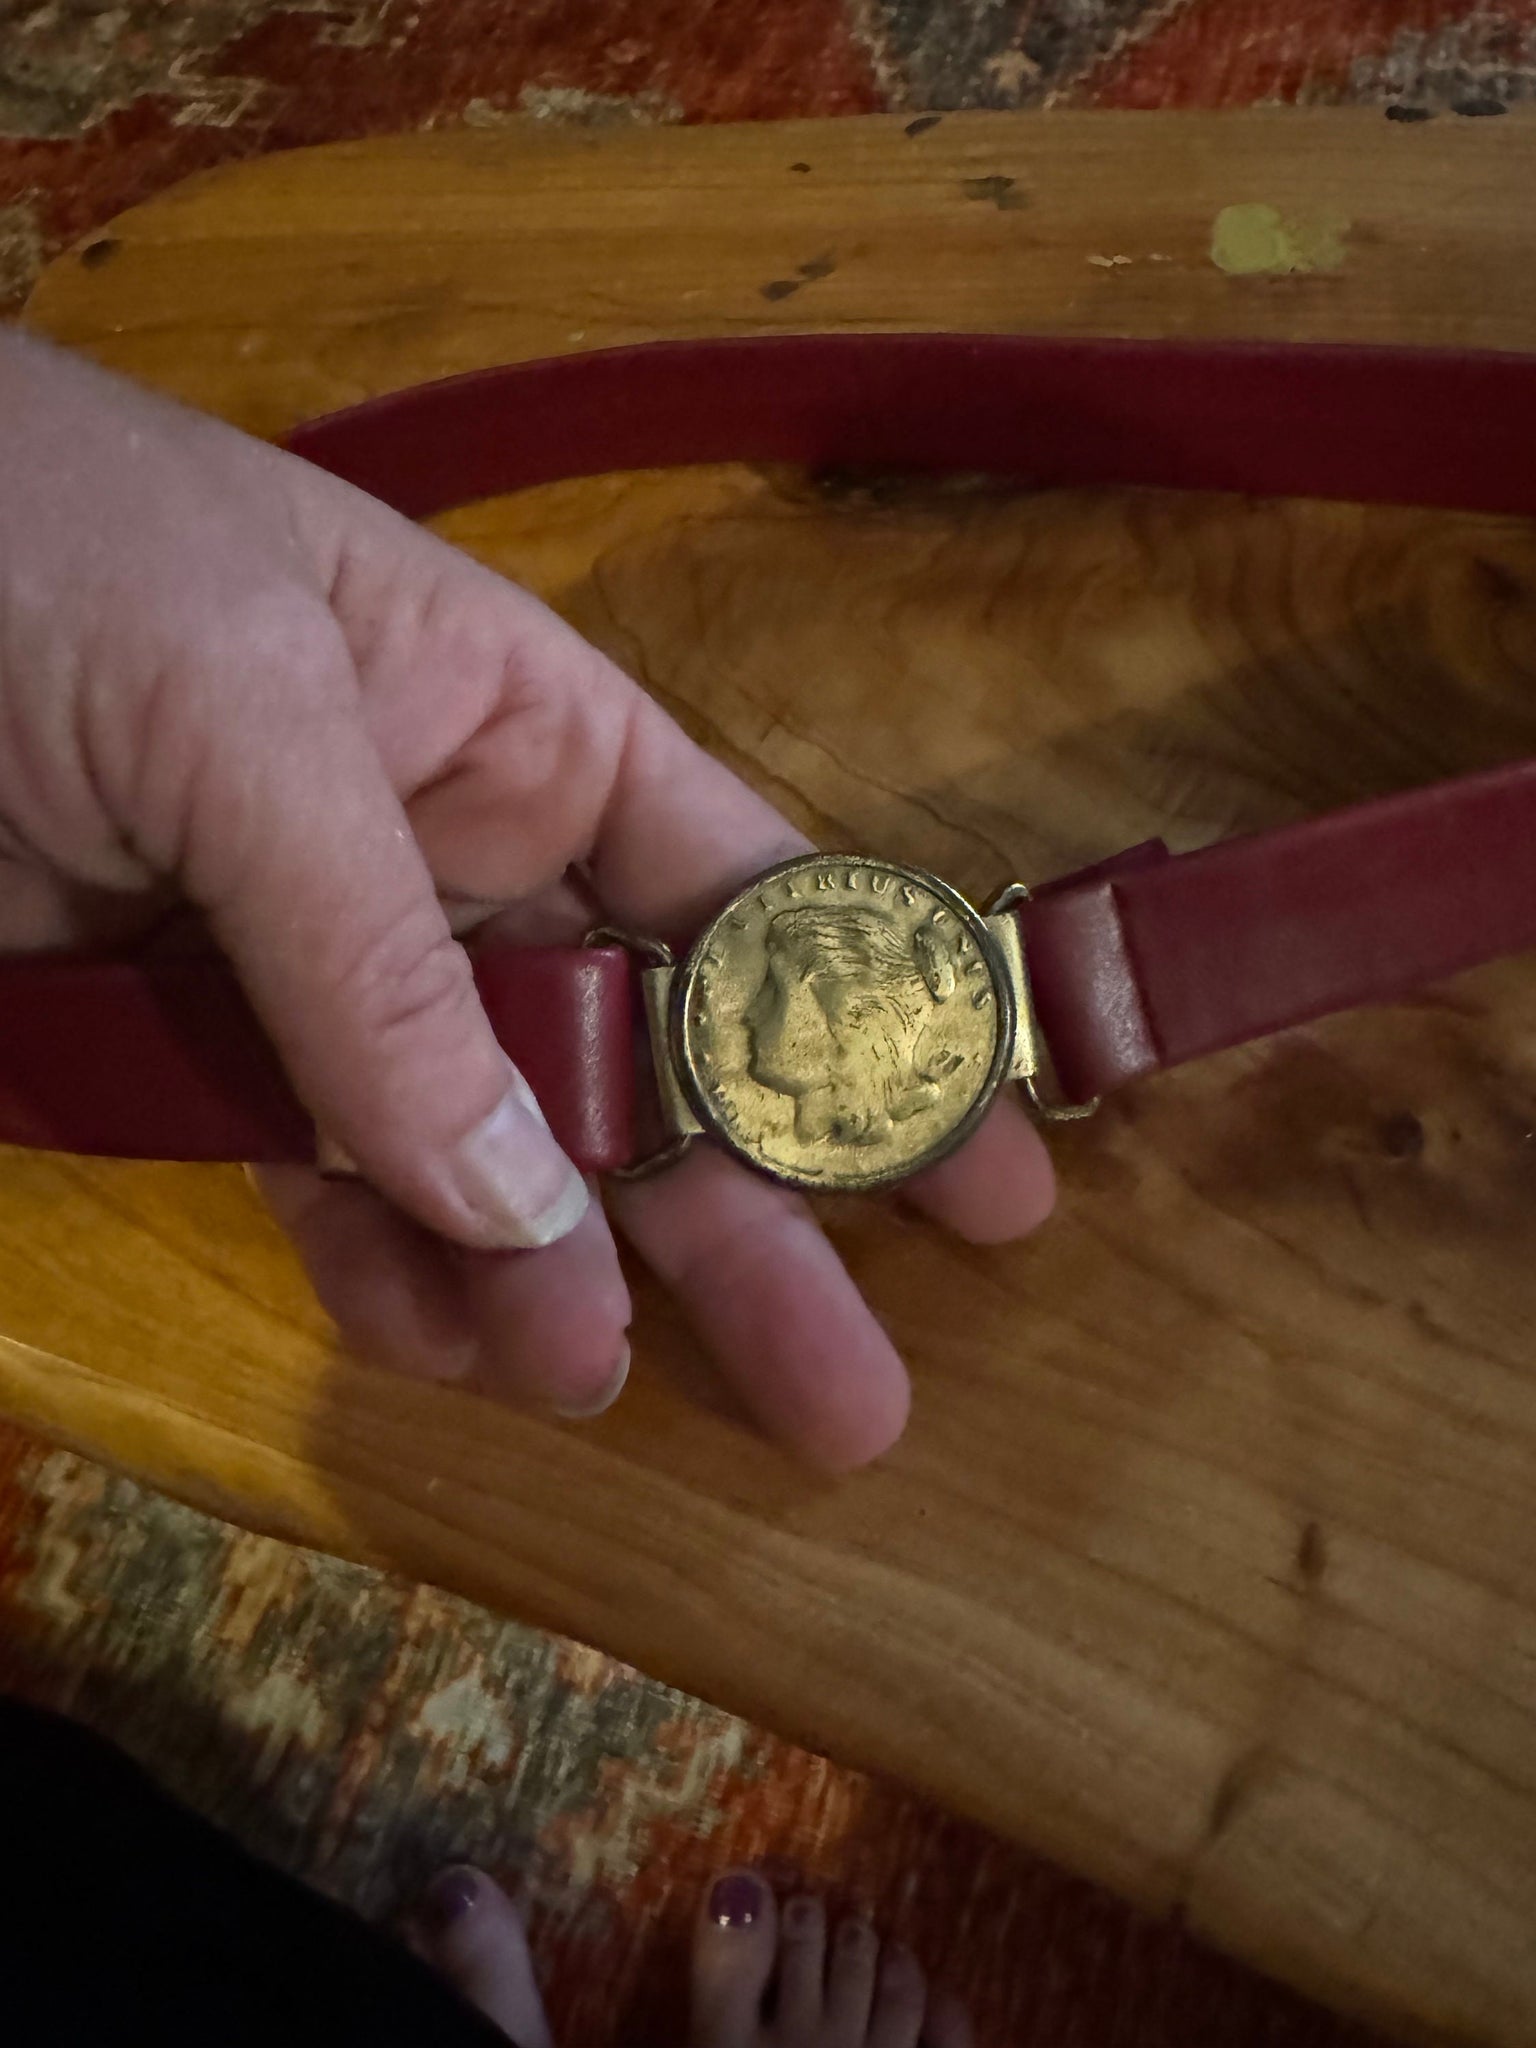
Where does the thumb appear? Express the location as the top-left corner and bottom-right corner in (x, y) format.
(191, 684), (588, 1251)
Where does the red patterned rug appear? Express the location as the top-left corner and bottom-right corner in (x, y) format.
(0, 5), (1489, 2042)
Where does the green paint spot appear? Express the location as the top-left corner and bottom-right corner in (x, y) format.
(1210, 202), (1349, 277)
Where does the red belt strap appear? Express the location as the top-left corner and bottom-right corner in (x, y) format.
(5, 334), (1536, 1164)
(0, 946), (635, 1168)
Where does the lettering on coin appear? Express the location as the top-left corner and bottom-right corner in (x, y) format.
(674, 855), (1011, 1192)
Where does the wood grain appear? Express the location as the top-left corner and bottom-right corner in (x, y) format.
(9, 112), (1536, 2043)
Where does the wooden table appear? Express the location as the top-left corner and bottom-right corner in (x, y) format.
(7, 111), (1536, 2045)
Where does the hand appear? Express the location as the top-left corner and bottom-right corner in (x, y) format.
(0, 333), (1055, 1469)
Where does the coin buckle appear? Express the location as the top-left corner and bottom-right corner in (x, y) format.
(605, 857), (1097, 1189)
(660, 854), (1023, 1192)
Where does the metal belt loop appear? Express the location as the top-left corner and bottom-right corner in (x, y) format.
(986, 884), (1101, 1125)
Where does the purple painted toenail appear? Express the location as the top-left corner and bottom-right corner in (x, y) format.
(785, 1897), (820, 1933)
(426, 1868), (480, 1929)
(708, 1873), (764, 1928)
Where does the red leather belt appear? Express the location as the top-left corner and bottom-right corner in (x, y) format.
(5, 335), (1536, 1189)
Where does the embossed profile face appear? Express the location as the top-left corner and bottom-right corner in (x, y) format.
(744, 903), (964, 1139)
(674, 856), (1013, 1191)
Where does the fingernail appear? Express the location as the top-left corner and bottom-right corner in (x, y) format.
(708, 1873), (765, 1929)
(424, 1340), (480, 1388)
(315, 1130), (360, 1180)
(554, 1340), (630, 1421)
(424, 1867), (479, 1931)
(508, 1064), (553, 1132)
(452, 1078), (589, 1249)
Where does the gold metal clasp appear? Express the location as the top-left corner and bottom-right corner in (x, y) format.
(984, 884), (1100, 1125)
(584, 926), (700, 1180)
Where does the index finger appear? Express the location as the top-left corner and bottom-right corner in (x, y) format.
(583, 690), (811, 933)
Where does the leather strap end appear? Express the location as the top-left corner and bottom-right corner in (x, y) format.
(1018, 882), (1162, 1104)
(470, 944), (638, 1175)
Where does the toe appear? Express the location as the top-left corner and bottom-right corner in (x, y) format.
(823, 1913), (880, 2044)
(774, 1895), (827, 2039)
(921, 1988), (975, 2048)
(868, 1943), (927, 2048)
(413, 1866), (554, 2048)
(690, 1867), (778, 2048)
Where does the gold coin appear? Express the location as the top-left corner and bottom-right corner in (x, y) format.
(672, 855), (1014, 1192)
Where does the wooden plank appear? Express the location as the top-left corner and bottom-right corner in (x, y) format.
(26, 110), (1536, 434)
(9, 112), (1536, 2043)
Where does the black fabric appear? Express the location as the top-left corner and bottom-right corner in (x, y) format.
(0, 1695), (510, 2047)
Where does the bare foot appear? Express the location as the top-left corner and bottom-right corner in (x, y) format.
(690, 1868), (972, 2048)
(414, 1863), (973, 2048)
(412, 1866), (555, 2048)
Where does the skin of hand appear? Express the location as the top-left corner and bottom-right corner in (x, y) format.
(0, 332), (1056, 1470)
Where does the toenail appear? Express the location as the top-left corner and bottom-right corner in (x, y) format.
(784, 1897), (821, 1934)
(708, 1873), (765, 1928)
(425, 1868), (480, 1930)
(839, 1915), (876, 1949)
(553, 1340), (630, 1420)
(883, 1942), (919, 1977)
